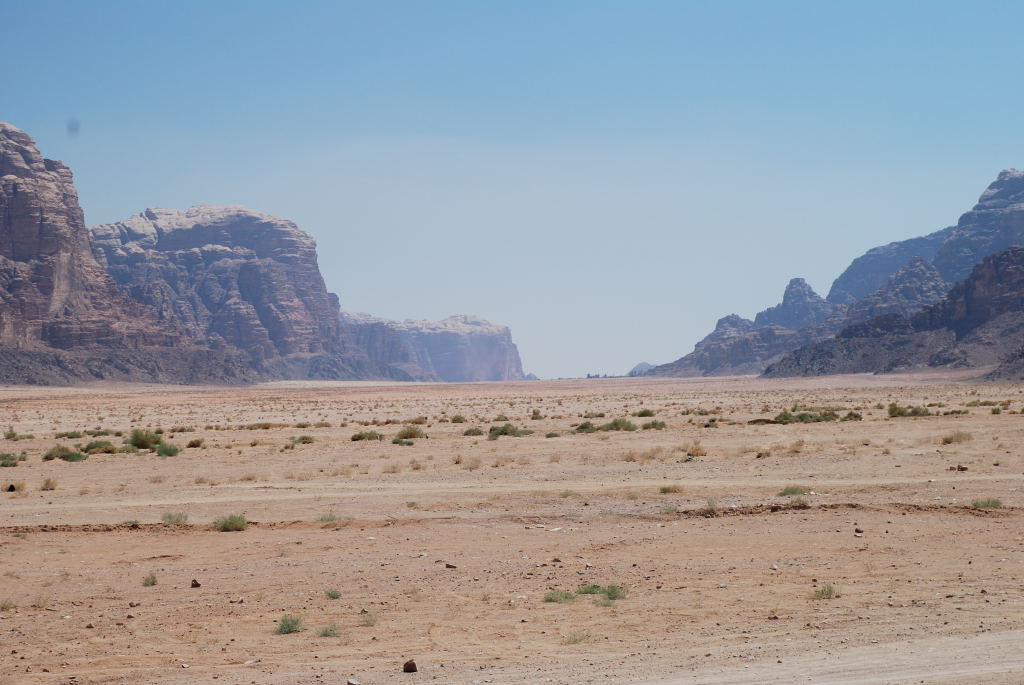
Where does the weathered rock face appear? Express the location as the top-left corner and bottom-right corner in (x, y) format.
(0, 122), (179, 351)
(91, 206), (347, 361)
(932, 169), (1024, 283)
(753, 278), (834, 329)
(343, 313), (526, 382)
(626, 362), (654, 377)
(844, 256), (949, 324)
(764, 246), (1024, 377)
(655, 170), (1024, 379)
(650, 280), (841, 377)
(826, 227), (952, 305)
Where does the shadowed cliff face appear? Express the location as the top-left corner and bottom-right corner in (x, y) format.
(764, 246), (1024, 377)
(0, 122), (180, 351)
(91, 206), (346, 361)
(653, 170), (1024, 379)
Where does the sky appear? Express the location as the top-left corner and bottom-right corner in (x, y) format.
(4, 1), (1024, 378)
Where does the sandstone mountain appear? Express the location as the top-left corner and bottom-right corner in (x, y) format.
(843, 256), (948, 324)
(764, 246), (1024, 377)
(0, 122), (528, 385)
(752, 278), (834, 329)
(0, 122), (259, 383)
(343, 313), (525, 382)
(651, 170), (1024, 378)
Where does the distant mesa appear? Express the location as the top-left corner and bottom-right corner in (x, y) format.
(651, 168), (1024, 380)
(0, 121), (527, 385)
(341, 312), (525, 383)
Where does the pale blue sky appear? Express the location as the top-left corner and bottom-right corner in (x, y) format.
(4, 1), (1023, 377)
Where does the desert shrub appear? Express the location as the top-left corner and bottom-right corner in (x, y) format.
(775, 410), (838, 424)
(156, 443), (180, 457)
(778, 485), (809, 496)
(991, 406), (1002, 415)
(573, 421), (598, 434)
(404, 416), (428, 425)
(972, 498), (1002, 509)
(642, 420), (666, 430)
(292, 435), (315, 445)
(318, 623), (339, 637)
(161, 512), (188, 524)
(530, 409), (544, 420)
(659, 485), (681, 493)
(0, 453), (18, 468)
(811, 583), (839, 600)
(55, 431), (83, 439)
(213, 514), (247, 532)
(274, 614), (302, 634)
(186, 438), (204, 448)
(324, 588), (341, 600)
(493, 414), (510, 422)
(450, 415), (466, 423)
(543, 590), (576, 603)
(43, 445), (87, 462)
(40, 477), (57, 491)
(351, 430), (384, 441)
(599, 418), (638, 432)
(463, 427), (484, 436)
(888, 403), (930, 418)
(583, 411), (605, 418)
(488, 423), (532, 440)
(545, 432), (560, 438)
(129, 429), (162, 450)
(841, 411), (862, 421)
(142, 572), (157, 587)
(395, 426), (425, 440)
(633, 408), (656, 417)
(84, 440), (116, 454)
(392, 438), (414, 446)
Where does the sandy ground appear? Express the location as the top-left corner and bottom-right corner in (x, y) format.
(0, 374), (1021, 684)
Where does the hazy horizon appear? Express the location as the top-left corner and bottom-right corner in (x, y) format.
(5, 1), (1024, 378)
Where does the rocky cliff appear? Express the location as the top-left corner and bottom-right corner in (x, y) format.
(649, 281), (840, 377)
(0, 122), (529, 385)
(653, 170), (1024, 378)
(764, 246), (1024, 377)
(753, 278), (834, 329)
(90, 205), (387, 379)
(343, 313), (526, 382)
(0, 122), (180, 351)
(844, 256), (949, 323)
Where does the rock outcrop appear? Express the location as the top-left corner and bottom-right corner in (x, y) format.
(753, 278), (834, 329)
(930, 169), (1024, 282)
(90, 205), (386, 379)
(826, 228), (952, 305)
(626, 362), (654, 377)
(844, 256), (949, 323)
(654, 170), (1024, 378)
(0, 122), (180, 351)
(343, 313), (526, 382)
(764, 246), (1024, 377)
(0, 122), (530, 385)
(649, 282), (840, 377)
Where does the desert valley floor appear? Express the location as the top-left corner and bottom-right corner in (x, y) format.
(0, 375), (1021, 684)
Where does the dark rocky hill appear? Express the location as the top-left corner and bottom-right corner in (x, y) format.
(764, 246), (1024, 376)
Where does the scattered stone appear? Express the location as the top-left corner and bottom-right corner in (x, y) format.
(769, 564), (779, 571)
(191, 579), (201, 588)
(854, 527), (864, 534)
(347, 679), (361, 685)
(445, 563), (457, 569)
(403, 659), (417, 673)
